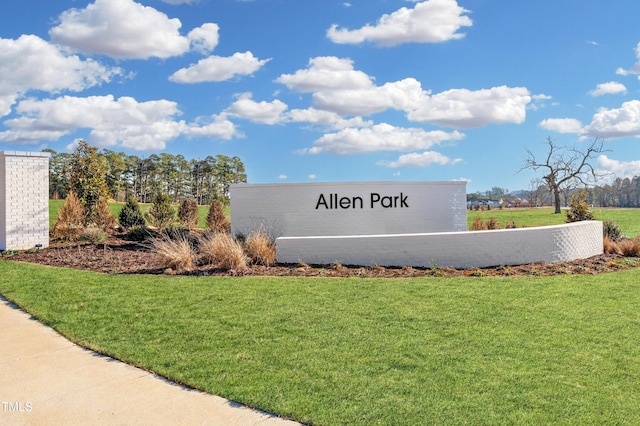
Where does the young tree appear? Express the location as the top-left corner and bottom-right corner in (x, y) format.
(118, 196), (146, 229)
(145, 192), (175, 229)
(52, 191), (85, 241)
(206, 199), (230, 233)
(178, 198), (199, 229)
(67, 140), (111, 224)
(519, 137), (607, 214)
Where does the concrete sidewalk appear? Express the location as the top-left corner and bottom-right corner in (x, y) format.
(0, 298), (301, 426)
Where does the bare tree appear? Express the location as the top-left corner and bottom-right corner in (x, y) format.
(519, 137), (608, 214)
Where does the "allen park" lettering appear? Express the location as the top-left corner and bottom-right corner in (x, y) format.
(315, 192), (409, 210)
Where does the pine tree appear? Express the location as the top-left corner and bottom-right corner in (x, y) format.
(145, 193), (175, 229)
(178, 198), (199, 229)
(206, 199), (230, 232)
(52, 191), (85, 241)
(119, 196), (146, 229)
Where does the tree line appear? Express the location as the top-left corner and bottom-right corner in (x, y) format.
(45, 147), (247, 205)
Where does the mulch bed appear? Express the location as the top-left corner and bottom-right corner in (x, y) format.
(4, 234), (639, 278)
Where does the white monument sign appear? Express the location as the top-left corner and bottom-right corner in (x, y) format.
(230, 181), (467, 238)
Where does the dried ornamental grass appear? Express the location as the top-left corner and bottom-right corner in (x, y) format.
(244, 230), (276, 266)
(199, 232), (247, 270)
(151, 233), (195, 271)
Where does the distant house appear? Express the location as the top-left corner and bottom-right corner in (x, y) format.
(467, 199), (500, 210)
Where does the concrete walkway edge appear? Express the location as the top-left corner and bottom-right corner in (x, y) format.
(0, 297), (301, 426)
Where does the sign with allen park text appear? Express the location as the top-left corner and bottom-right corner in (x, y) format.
(230, 181), (467, 238)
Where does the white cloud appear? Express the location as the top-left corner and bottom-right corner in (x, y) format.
(407, 86), (531, 129)
(0, 95), (239, 149)
(305, 123), (464, 155)
(287, 108), (372, 130)
(584, 100), (640, 138)
(170, 52), (270, 83)
(327, 0), (472, 46)
(597, 155), (640, 180)
(616, 42), (640, 78)
(276, 57), (373, 92)
(539, 118), (584, 134)
(308, 174), (317, 180)
(187, 23), (220, 55)
(160, 0), (197, 4)
(49, 0), (191, 59)
(589, 81), (627, 97)
(0, 35), (121, 117)
(379, 151), (463, 168)
(225, 93), (288, 124)
(313, 78), (426, 116)
(278, 174), (288, 180)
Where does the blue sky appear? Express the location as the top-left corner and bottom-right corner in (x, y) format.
(2, 0), (640, 193)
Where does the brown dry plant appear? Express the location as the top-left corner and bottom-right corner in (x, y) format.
(243, 229), (276, 266)
(603, 236), (622, 255)
(617, 237), (640, 257)
(206, 200), (230, 233)
(151, 233), (195, 271)
(93, 198), (116, 231)
(199, 232), (247, 270)
(470, 217), (486, 231)
(486, 217), (500, 230)
(178, 198), (199, 229)
(52, 191), (85, 241)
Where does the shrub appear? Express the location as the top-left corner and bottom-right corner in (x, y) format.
(124, 226), (155, 242)
(565, 189), (594, 223)
(603, 220), (623, 242)
(178, 198), (199, 229)
(505, 220), (517, 229)
(151, 233), (195, 271)
(206, 200), (230, 233)
(470, 217), (486, 231)
(67, 140), (110, 225)
(243, 229), (276, 266)
(486, 217), (500, 230)
(603, 236), (622, 255)
(93, 198), (116, 231)
(80, 227), (108, 243)
(119, 196), (146, 230)
(52, 191), (85, 241)
(146, 193), (175, 229)
(617, 237), (640, 257)
(199, 232), (247, 270)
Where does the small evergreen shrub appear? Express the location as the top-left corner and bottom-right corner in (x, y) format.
(52, 191), (85, 241)
(244, 229), (276, 266)
(178, 198), (199, 229)
(119, 196), (146, 230)
(603, 220), (623, 242)
(93, 198), (116, 231)
(124, 226), (154, 242)
(565, 189), (594, 223)
(206, 200), (230, 233)
(145, 193), (175, 229)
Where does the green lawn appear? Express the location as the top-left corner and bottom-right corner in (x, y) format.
(467, 206), (640, 237)
(1, 262), (640, 425)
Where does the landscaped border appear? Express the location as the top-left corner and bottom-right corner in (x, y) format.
(276, 220), (603, 269)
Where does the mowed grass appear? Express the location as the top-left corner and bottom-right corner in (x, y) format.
(468, 206), (640, 237)
(1, 262), (640, 425)
(49, 199), (224, 229)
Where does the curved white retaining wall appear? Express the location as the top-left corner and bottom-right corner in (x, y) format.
(276, 221), (604, 269)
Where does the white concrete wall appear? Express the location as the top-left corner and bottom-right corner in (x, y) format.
(231, 181), (467, 238)
(0, 151), (50, 251)
(276, 221), (604, 269)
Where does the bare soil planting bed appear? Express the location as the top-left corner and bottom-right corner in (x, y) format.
(4, 234), (639, 278)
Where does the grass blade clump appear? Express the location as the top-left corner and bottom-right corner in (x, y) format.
(243, 229), (276, 266)
(199, 232), (247, 270)
(151, 232), (195, 271)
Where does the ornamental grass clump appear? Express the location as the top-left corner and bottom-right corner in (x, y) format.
(470, 217), (486, 231)
(199, 232), (247, 270)
(151, 232), (195, 271)
(243, 229), (276, 266)
(617, 237), (640, 257)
